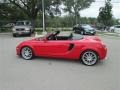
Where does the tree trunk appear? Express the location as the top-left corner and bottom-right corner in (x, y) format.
(30, 18), (36, 28)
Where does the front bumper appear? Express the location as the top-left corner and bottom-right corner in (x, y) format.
(84, 31), (96, 35)
(13, 31), (31, 35)
(16, 46), (21, 55)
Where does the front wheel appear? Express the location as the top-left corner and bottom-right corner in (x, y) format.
(111, 29), (114, 33)
(13, 34), (17, 37)
(81, 50), (99, 66)
(21, 47), (34, 60)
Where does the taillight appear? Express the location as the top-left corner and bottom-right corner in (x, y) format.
(101, 42), (106, 48)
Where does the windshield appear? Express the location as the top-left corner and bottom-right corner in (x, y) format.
(16, 21), (31, 26)
(115, 26), (120, 28)
(82, 25), (93, 29)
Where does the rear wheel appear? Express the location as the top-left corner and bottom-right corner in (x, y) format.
(81, 50), (98, 66)
(21, 47), (33, 60)
(73, 29), (76, 33)
(111, 29), (114, 32)
(13, 34), (17, 37)
(29, 30), (32, 36)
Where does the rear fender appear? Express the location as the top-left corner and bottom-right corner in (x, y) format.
(79, 47), (100, 59)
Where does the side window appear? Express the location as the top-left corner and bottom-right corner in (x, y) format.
(116, 26), (120, 28)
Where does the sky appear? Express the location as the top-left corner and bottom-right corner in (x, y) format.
(80, 0), (120, 19)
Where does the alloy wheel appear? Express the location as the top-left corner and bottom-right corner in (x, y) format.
(21, 47), (33, 60)
(81, 51), (98, 66)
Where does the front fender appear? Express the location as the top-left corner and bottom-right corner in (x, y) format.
(16, 42), (36, 56)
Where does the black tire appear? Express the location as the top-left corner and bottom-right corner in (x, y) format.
(74, 30), (77, 33)
(29, 30), (32, 36)
(20, 47), (34, 60)
(29, 33), (32, 36)
(80, 50), (99, 66)
(73, 28), (76, 33)
(111, 29), (114, 33)
(13, 34), (16, 37)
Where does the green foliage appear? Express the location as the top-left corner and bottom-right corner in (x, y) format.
(63, 0), (94, 24)
(0, 0), (95, 28)
(43, 15), (97, 28)
(97, 0), (113, 26)
(46, 15), (75, 28)
(0, 3), (27, 21)
(7, 0), (62, 20)
(0, 0), (62, 28)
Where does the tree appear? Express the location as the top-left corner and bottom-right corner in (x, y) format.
(3, 0), (62, 27)
(97, 0), (113, 27)
(0, 3), (27, 21)
(63, 0), (94, 24)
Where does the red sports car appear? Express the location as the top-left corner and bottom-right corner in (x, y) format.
(16, 31), (107, 66)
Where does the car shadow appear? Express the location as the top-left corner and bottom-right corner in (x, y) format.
(16, 55), (106, 67)
(33, 56), (106, 66)
(34, 56), (82, 65)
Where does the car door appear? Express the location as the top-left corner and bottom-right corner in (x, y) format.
(37, 40), (73, 57)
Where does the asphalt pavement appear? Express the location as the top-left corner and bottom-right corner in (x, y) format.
(0, 33), (120, 90)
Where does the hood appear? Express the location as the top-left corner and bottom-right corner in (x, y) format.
(84, 28), (95, 31)
(14, 25), (31, 28)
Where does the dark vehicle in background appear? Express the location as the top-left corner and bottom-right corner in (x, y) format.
(73, 24), (96, 35)
(12, 20), (34, 37)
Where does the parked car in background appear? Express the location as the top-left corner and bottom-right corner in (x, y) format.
(4, 23), (15, 28)
(12, 20), (34, 37)
(109, 25), (120, 33)
(73, 24), (96, 35)
(16, 31), (107, 66)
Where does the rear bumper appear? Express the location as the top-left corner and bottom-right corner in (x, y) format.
(99, 47), (107, 60)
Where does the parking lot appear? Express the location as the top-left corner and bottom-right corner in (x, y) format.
(0, 33), (120, 90)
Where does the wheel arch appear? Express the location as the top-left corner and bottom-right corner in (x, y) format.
(20, 45), (35, 56)
(79, 48), (100, 60)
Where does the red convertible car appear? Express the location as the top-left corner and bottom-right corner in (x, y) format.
(16, 31), (107, 66)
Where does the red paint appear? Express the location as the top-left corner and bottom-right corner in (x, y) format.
(16, 34), (107, 61)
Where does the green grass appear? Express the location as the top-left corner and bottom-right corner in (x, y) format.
(97, 32), (120, 37)
(0, 28), (11, 33)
